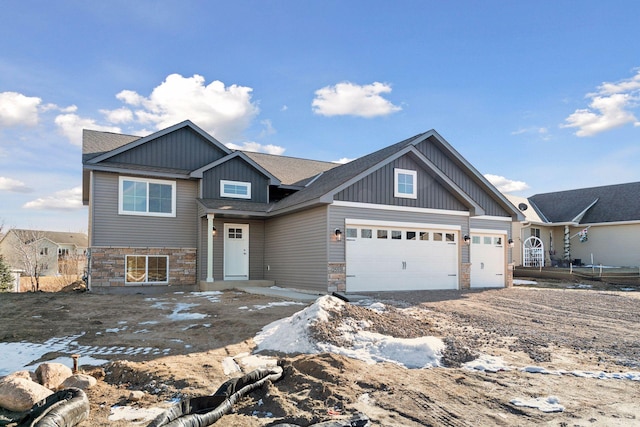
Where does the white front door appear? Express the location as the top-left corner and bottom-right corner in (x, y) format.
(224, 223), (249, 280)
(470, 234), (506, 288)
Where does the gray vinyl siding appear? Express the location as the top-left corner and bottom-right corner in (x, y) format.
(264, 206), (328, 292)
(417, 137), (511, 217)
(198, 218), (265, 281)
(108, 127), (227, 171)
(91, 171), (198, 247)
(329, 204), (471, 263)
(335, 155), (467, 211)
(201, 157), (269, 202)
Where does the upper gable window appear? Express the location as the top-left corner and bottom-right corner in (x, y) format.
(221, 180), (251, 199)
(394, 168), (417, 199)
(119, 176), (176, 217)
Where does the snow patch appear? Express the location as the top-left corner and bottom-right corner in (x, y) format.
(510, 396), (564, 412)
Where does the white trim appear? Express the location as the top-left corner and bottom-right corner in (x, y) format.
(346, 218), (462, 231)
(471, 215), (513, 222)
(470, 228), (508, 235)
(220, 180), (251, 199)
(394, 168), (417, 199)
(124, 254), (169, 284)
(333, 200), (469, 217)
(118, 176), (176, 217)
(566, 220), (640, 227)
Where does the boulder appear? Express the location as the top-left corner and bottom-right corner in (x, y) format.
(36, 363), (73, 390)
(58, 374), (97, 390)
(2, 370), (37, 382)
(0, 377), (53, 412)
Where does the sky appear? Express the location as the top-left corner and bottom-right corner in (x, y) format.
(1, 1), (640, 232)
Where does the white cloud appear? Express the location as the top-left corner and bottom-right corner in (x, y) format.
(333, 157), (355, 164)
(54, 114), (121, 146)
(23, 186), (83, 211)
(0, 177), (33, 193)
(0, 92), (41, 127)
(312, 81), (402, 118)
(100, 107), (134, 124)
(562, 70), (640, 136)
(226, 141), (285, 155)
(115, 73), (259, 142)
(485, 174), (529, 193)
(259, 119), (276, 137)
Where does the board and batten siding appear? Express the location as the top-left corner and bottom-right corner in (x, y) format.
(91, 171), (198, 247)
(201, 157), (269, 202)
(335, 155), (468, 211)
(329, 204), (470, 263)
(198, 218), (265, 281)
(416, 137), (512, 218)
(264, 206), (328, 292)
(107, 127), (228, 171)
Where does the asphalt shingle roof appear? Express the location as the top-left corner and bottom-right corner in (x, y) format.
(83, 129), (141, 163)
(529, 182), (640, 224)
(242, 151), (338, 186)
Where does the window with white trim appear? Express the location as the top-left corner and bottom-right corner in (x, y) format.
(394, 168), (417, 199)
(125, 255), (168, 284)
(220, 180), (251, 199)
(119, 177), (176, 217)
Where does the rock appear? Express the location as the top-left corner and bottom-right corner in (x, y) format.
(128, 390), (145, 401)
(2, 370), (37, 382)
(36, 363), (73, 390)
(58, 374), (97, 390)
(0, 377), (53, 412)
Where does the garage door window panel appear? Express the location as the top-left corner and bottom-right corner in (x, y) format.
(391, 230), (402, 240)
(361, 229), (372, 238)
(377, 230), (388, 239)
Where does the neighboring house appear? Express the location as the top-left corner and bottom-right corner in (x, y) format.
(0, 229), (88, 277)
(507, 182), (640, 268)
(82, 120), (523, 293)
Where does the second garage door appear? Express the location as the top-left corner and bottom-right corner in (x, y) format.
(345, 223), (459, 292)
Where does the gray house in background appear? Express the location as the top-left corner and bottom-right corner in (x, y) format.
(82, 120), (522, 293)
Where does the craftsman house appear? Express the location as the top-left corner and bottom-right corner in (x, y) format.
(82, 120), (523, 293)
(507, 182), (640, 268)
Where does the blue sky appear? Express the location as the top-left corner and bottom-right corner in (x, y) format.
(1, 1), (640, 232)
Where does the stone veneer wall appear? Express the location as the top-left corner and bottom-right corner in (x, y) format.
(506, 263), (514, 288)
(460, 262), (471, 290)
(328, 262), (346, 293)
(89, 247), (196, 288)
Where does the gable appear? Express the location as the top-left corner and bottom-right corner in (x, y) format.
(105, 127), (228, 171)
(334, 154), (467, 211)
(415, 136), (513, 217)
(201, 156), (270, 203)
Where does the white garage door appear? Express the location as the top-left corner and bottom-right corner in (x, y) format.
(470, 233), (506, 288)
(345, 224), (459, 292)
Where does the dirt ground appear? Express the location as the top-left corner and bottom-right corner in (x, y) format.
(1, 280), (639, 426)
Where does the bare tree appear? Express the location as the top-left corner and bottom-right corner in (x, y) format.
(8, 229), (48, 292)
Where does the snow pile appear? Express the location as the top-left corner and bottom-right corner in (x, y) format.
(463, 354), (511, 373)
(253, 295), (445, 369)
(510, 396), (564, 413)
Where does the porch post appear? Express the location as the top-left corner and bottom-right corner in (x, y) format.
(206, 213), (214, 282)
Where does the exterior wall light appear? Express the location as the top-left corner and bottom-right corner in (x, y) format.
(463, 235), (471, 245)
(334, 228), (342, 242)
(212, 226), (217, 237)
(508, 238), (514, 248)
